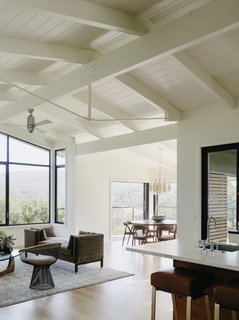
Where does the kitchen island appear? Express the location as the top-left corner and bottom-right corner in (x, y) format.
(126, 239), (239, 319)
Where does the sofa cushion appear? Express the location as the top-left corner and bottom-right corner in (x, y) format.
(79, 231), (91, 235)
(44, 226), (56, 237)
(40, 228), (47, 241)
(60, 239), (72, 256)
(30, 228), (47, 241)
(59, 246), (72, 256)
(38, 237), (72, 256)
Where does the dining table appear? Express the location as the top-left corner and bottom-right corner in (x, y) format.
(130, 219), (177, 243)
(131, 218), (177, 228)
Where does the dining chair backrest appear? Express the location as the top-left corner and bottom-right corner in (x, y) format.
(122, 221), (134, 246)
(157, 224), (177, 241)
(132, 224), (148, 232)
(132, 224), (154, 245)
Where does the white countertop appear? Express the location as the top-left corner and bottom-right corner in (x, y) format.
(126, 239), (239, 272)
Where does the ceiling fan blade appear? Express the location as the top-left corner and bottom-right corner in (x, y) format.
(0, 123), (26, 127)
(35, 120), (52, 127)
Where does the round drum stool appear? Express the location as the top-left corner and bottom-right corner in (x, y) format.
(20, 242), (61, 290)
(214, 279), (239, 320)
(151, 267), (215, 320)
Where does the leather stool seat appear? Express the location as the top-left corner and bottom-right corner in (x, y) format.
(151, 267), (214, 298)
(214, 279), (239, 320)
(151, 267), (215, 320)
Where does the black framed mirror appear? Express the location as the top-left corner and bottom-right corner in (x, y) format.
(201, 143), (239, 240)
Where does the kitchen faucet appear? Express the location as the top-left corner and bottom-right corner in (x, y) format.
(207, 215), (216, 243)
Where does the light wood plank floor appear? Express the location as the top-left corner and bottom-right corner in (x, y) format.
(0, 239), (173, 320)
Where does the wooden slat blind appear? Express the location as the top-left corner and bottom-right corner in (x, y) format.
(208, 173), (228, 242)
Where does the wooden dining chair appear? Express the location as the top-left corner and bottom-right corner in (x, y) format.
(122, 221), (134, 246)
(132, 225), (155, 245)
(157, 224), (177, 241)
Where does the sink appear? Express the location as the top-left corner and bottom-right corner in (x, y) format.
(206, 242), (239, 252)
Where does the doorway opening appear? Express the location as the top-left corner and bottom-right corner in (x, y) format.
(111, 181), (149, 237)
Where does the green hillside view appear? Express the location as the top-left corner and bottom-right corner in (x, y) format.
(0, 170), (49, 225)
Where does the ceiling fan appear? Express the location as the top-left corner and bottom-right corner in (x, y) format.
(26, 109), (51, 133)
(0, 109), (52, 133)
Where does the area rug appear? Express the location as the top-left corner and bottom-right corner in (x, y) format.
(0, 258), (133, 308)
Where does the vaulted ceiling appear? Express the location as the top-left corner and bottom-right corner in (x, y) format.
(0, 0), (238, 169)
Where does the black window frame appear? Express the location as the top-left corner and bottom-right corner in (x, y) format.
(0, 132), (51, 226)
(143, 183), (149, 219)
(201, 142), (239, 239)
(55, 148), (66, 224)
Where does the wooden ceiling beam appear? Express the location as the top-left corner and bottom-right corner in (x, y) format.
(0, 70), (46, 85)
(117, 74), (181, 121)
(76, 123), (177, 155)
(1, 0), (239, 124)
(0, 34), (92, 63)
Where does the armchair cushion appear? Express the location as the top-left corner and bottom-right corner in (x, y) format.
(41, 229), (47, 240)
(78, 231), (91, 235)
(44, 226), (56, 238)
(30, 228), (47, 241)
(67, 235), (74, 252)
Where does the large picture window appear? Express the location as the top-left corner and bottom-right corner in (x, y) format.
(55, 149), (65, 224)
(0, 133), (50, 225)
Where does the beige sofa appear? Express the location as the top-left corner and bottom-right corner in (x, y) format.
(24, 226), (104, 273)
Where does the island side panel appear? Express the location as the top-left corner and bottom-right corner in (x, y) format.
(174, 259), (239, 320)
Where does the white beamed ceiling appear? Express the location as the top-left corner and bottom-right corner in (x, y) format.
(0, 0), (238, 169)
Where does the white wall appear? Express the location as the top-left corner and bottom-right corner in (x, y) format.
(75, 149), (151, 242)
(177, 103), (239, 241)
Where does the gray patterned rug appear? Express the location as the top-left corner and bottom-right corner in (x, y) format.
(0, 257), (133, 308)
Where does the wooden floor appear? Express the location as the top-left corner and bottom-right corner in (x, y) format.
(0, 239), (173, 320)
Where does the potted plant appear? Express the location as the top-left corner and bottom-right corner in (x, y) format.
(0, 231), (6, 252)
(0, 233), (16, 253)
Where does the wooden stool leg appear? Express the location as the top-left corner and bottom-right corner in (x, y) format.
(214, 303), (220, 320)
(232, 311), (237, 320)
(204, 295), (212, 320)
(186, 296), (192, 320)
(151, 286), (156, 320)
(171, 294), (179, 320)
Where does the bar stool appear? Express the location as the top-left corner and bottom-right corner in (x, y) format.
(213, 279), (239, 320)
(151, 267), (215, 320)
